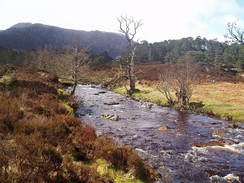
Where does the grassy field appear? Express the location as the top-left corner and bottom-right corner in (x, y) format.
(114, 82), (244, 122)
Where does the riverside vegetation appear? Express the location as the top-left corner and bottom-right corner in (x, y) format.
(2, 44), (243, 122)
(86, 62), (244, 122)
(114, 81), (244, 121)
(0, 65), (158, 183)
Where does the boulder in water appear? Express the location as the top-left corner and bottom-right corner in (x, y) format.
(101, 114), (119, 121)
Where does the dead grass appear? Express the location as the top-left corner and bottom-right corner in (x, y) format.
(191, 82), (244, 121)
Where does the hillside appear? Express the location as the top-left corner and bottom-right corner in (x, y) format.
(0, 23), (128, 58)
(0, 46), (25, 65)
(0, 65), (157, 182)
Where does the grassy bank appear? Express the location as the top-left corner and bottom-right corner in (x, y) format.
(0, 65), (157, 183)
(113, 82), (244, 122)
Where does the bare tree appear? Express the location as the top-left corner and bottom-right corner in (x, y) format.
(117, 15), (142, 94)
(68, 46), (90, 95)
(225, 22), (244, 44)
(158, 62), (198, 107)
(24, 45), (58, 73)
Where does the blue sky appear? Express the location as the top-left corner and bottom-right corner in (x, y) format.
(1, 0), (244, 42)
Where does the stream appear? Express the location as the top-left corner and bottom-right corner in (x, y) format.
(75, 84), (244, 183)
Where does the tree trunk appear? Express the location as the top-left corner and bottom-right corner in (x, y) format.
(128, 46), (136, 93)
(71, 82), (77, 96)
(129, 60), (135, 91)
(71, 69), (77, 96)
(176, 89), (187, 106)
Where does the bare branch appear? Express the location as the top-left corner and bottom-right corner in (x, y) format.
(117, 15), (142, 43)
(226, 22), (244, 44)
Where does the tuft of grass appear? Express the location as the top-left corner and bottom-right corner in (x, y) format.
(0, 72), (16, 85)
(57, 88), (70, 96)
(62, 102), (74, 115)
(58, 78), (74, 85)
(94, 159), (145, 183)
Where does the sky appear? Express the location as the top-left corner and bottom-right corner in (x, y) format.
(1, 0), (244, 43)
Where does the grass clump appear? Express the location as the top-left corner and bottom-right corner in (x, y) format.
(58, 78), (74, 85)
(0, 72), (16, 85)
(62, 102), (74, 115)
(57, 88), (70, 96)
(94, 159), (145, 183)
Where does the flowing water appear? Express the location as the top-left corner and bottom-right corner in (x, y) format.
(75, 85), (244, 183)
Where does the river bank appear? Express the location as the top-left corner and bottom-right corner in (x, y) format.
(76, 84), (244, 183)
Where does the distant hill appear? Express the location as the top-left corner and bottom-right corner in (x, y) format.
(0, 46), (24, 66)
(0, 23), (128, 58)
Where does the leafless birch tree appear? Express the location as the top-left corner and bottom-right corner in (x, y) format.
(225, 22), (244, 44)
(117, 15), (142, 94)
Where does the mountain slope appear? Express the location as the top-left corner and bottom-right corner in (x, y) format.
(0, 23), (128, 57)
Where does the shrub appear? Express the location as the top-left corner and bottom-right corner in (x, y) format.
(0, 65), (156, 182)
(0, 95), (23, 133)
(72, 125), (97, 161)
(15, 117), (71, 146)
(0, 134), (63, 183)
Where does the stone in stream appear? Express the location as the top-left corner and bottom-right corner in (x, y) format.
(191, 140), (233, 147)
(159, 162), (165, 167)
(157, 125), (170, 131)
(210, 173), (241, 183)
(101, 114), (119, 121)
(140, 102), (153, 109)
(94, 91), (107, 95)
(212, 130), (225, 137)
(104, 101), (120, 105)
(228, 123), (241, 129)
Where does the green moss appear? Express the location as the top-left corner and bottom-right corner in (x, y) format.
(113, 85), (168, 106)
(0, 72), (16, 85)
(57, 88), (70, 96)
(72, 158), (146, 183)
(58, 78), (74, 85)
(93, 159), (145, 183)
(62, 102), (74, 115)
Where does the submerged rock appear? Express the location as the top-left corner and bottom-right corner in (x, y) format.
(212, 130), (225, 137)
(191, 140), (233, 147)
(157, 125), (170, 131)
(141, 102), (153, 109)
(104, 101), (120, 105)
(228, 123), (241, 129)
(94, 91), (107, 95)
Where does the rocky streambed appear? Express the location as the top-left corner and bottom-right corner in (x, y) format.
(75, 85), (244, 183)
